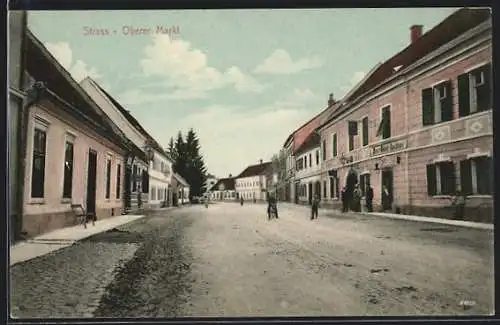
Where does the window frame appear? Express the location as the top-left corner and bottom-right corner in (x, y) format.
(105, 156), (112, 199)
(116, 162), (122, 199)
(332, 133), (337, 158)
(62, 134), (75, 199)
(30, 118), (49, 199)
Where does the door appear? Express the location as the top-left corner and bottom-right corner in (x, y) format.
(381, 168), (394, 210)
(294, 183), (299, 204)
(124, 166), (131, 209)
(308, 183), (313, 205)
(86, 149), (98, 216)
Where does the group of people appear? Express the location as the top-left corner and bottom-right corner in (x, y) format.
(341, 181), (393, 213)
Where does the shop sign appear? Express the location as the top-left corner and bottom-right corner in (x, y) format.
(371, 139), (407, 157)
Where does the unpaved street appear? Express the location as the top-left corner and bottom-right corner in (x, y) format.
(10, 203), (494, 318)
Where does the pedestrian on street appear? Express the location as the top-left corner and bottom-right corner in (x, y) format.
(451, 190), (466, 220)
(341, 186), (348, 212)
(240, 197), (244, 206)
(381, 185), (392, 211)
(311, 194), (320, 220)
(365, 182), (374, 212)
(352, 184), (362, 212)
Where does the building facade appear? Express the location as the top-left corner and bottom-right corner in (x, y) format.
(149, 150), (173, 208)
(209, 177), (236, 201)
(282, 135), (295, 203)
(235, 160), (272, 202)
(8, 11), (28, 242)
(172, 172), (189, 205)
(22, 30), (129, 237)
(318, 8), (492, 222)
(80, 77), (151, 213)
(294, 133), (322, 205)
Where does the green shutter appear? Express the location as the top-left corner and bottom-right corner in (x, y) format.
(426, 164), (437, 196)
(477, 63), (492, 112)
(332, 134), (337, 157)
(476, 157), (492, 194)
(441, 162), (455, 195)
(440, 81), (453, 122)
(457, 73), (470, 117)
(422, 87), (434, 126)
(383, 106), (391, 139)
(362, 118), (369, 146)
(459, 159), (473, 195)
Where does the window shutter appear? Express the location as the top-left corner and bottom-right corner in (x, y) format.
(457, 73), (470, 117)
(362, 118), (369, 146)
(322, 140), (326, 161)
(459, 159), (473, 195)
(382, 107), (391, 139)
(440, 81), (453, 122)
(476, 63), (492, 112)
(426, 164), (437, 196)
(476, 157), (492, 195)
(332, 134), (337, 157)
(348, 121), (358, 136)
(422, 87), (434, 126)
(440, 162), (455, 195)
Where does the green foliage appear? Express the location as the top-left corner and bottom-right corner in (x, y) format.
(171, 128), (208, 198)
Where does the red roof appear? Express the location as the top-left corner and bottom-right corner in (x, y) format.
(345, 8), (491, 103)
(236, 162), (272, 178)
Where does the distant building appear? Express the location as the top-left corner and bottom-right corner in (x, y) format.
(235, 160), (272, 202)
(294, 132), (322, 205)
(172, 172), (190, 205)
(209, 176), (236, 201)
(318, 8), (492, 221)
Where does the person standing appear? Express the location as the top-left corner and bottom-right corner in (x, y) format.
(311, 194), (320, 220)
(352, 184), (362, 212)
(451, 190), (466, 220)
(381, 185), (392, 211)
(365, 182), (374, 212)
(341, 186), (349, 212)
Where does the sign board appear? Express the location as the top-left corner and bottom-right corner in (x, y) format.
(371, 139), (407, 157)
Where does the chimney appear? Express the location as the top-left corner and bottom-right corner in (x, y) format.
(328, 93), (335, 107)
(410, 25), (423, 44)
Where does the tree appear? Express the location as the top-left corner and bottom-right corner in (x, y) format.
(166, 137), (176, 161)
(170, 129), (208, 198)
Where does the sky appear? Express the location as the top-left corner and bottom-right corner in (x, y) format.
(26, 8), (460, 178)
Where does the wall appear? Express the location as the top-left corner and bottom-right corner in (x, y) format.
(23, 100), (125, 237)
(235, 175), (267, 201)
(148, 152), (172, 206)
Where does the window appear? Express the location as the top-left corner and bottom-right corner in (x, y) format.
(426, 161), (456, 196)
(329, 176), (339, 198)
(105, 158), (112, 199)
(460, 156), (492, 195)
(31, 127), (47, 198)
(316, 150), (320, 165)
(348, 134), (354, 152)
(151, 186), (156, 200)
(323, 181), (327, 198)
(376, 105), (391, 139)
(359, 174), (370, 197)
(322, 140), (326, 161)
(116, 164), (121, 199)
(309, 154), (312, 167)
(157, 187), (161, 200)
(422, 81), (453, 126)
(304, 156), (307, 169)
(132, 165), (137, 192)
(458, 63), (492, 117)
(332, 133), (337, 157)
(361, 117), (369, 146)
(142, 170), (149, 193)
(62, 140), (74, 199)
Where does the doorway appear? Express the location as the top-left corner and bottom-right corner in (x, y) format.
(294, 183), (299, 204)
(314, 181), (321, 199)
(308, 182), (313, 205)
(86, 149), (97, 217)
(381, 168), (394, 211)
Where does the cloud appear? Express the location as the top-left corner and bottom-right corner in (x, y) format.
(137, 34), (265, 101)
(45, 42), (102, 83)
(139, 87), (320, 178)
(254, 49), (323, 75)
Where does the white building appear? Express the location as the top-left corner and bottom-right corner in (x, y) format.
(80, 77), (173, 210)
(209, 177), (236, 201)
(172, 172), (189, 205)
(235, 160), (272, 202)
(148, 147), (173, 208)
(294, 133), (322, 205)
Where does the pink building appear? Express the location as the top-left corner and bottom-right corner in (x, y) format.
(20, 30), (137, 237)
(318, 8), (492, 222)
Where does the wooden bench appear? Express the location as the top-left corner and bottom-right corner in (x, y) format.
(71, 204), (95, 229)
